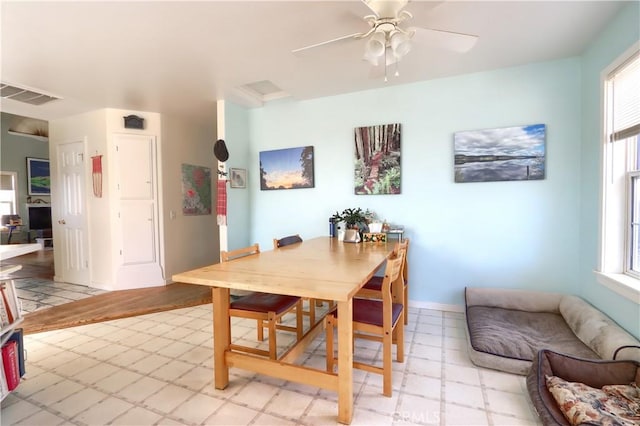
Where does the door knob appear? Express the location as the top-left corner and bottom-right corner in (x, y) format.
(58, 219), (66, 225)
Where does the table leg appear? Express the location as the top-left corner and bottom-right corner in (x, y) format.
(212, 287), (230, 389)
(336, 299), (353, 424)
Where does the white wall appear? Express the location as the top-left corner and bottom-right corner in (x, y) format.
(161, 112), (219, 279)
(248, 58), (583, 309)
(51, 108), (219, 289)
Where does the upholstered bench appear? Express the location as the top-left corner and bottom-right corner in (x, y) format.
(464, 287), (640, 375)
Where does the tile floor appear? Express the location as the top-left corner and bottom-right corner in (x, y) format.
(13, 277), (106, 313)
(3, 282), (542, 425)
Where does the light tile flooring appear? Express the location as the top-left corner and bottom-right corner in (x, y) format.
(3, 282), (542, 426)
(13, 277), (106, 313)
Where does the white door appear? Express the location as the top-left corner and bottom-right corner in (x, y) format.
(57, 141), (90, 285)
(113, 134), (164, 288)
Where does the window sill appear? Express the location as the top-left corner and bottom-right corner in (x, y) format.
(594, 271), (640, 304)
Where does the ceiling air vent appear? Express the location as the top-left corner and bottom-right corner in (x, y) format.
(236, 80), (289, 106)
(1, 82), (61, 105)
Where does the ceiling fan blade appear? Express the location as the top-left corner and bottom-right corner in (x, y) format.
(292, 33), (363, 54)
(410, 27), (479, 53)
(361, 0), (409, 18)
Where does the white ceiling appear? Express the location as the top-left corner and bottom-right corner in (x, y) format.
(0, 0), (628, 122)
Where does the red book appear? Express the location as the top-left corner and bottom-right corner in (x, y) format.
(2, 341), (19, 391)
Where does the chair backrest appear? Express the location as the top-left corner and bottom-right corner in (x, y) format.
(273, 234), (303, 249)
(397, 238), (409, 284)
(381, 251), (405, 307)
(220, 243), (260, 263)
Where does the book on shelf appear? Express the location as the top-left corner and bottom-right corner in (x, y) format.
(8, 328), (25, 378)
(0, 358), (8, 399)
(1, 340), (20, 391)
(0, 282), (19, 324)
(0, 297), (9, 327)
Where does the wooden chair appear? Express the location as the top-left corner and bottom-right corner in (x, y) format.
(221, 244), (303, 359)
(325, 249), (406, 397)
(357, 238), (410, 324)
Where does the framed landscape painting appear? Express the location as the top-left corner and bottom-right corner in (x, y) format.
(259, 146), (314, 190)
(26, 157), (51, 195)
(454, 123), (546, 183)
(354, 123), (401, 195)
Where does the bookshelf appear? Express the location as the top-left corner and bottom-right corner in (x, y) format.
(1, 266), (25, 401)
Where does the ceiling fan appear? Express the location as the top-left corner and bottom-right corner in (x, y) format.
(292, 0), (478, 81)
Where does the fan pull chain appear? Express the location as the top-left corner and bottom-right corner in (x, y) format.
(384, 43), (388, 82)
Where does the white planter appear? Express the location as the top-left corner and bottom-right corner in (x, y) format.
(344, 229), (361, 243)
(368, 222), (383, 233)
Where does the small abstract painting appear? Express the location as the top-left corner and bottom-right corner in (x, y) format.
(26, 157), (50, 195)
(259, 146), (314, 190)
(181, 163), (212, 215)
(354, 123), (401, 195)
(454, 123), (546, 183)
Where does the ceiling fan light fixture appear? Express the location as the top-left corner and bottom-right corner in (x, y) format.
(390, 31), (411, 58)
(365, 30), (386, 58)
(363, 51), (381, 66)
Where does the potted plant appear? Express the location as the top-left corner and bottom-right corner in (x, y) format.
(332, 208), (371, 242)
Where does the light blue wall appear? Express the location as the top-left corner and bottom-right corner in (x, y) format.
(247, 58), (583, 307)
(224, 101), (252, 251)
(579, 1), (640, 337)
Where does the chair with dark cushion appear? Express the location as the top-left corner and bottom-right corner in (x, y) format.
(325, 249), (406, 397)
(526, 348), (640, 425)
(357, 239), (409, 324)
(221, 244), (303, 359)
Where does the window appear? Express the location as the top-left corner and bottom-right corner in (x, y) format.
(0, 171), (18, 216)
(597, 45), (640, 303)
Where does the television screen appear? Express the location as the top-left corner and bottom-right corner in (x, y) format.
(28, 206), (52, 230)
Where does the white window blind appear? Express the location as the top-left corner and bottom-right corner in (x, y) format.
(610, 52), (640, 142)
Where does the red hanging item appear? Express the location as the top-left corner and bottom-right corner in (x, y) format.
(92, 155), (103, 198)
(217, 178), (227, 225)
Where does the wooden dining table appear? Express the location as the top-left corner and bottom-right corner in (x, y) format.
(172, 236), (393, 424)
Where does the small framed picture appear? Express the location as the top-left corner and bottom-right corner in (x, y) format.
(229, 168), (247, 188)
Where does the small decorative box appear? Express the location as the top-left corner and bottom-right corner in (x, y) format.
(363, 232), (387, 243)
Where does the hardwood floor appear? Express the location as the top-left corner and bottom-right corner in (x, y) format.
(21, 283), (213, 335)
(2, 248), (54, 280)
(3, 249), (213, 335)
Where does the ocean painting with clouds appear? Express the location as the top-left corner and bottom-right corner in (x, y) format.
(454, 124), (546, 183)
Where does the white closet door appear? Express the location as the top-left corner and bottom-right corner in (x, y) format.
(113, 133), (163, 287)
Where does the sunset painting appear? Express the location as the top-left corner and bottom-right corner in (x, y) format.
(259, 146), (314, 190)
(454, 123), (546, 183)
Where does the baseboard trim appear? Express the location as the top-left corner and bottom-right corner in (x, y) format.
(407, 299), (464, 313)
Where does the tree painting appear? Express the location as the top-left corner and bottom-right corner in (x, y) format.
(354, 123), (401, 195)
(259, 146), (314, 190)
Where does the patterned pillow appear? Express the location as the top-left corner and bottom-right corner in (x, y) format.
(545, 375), (640, 426)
